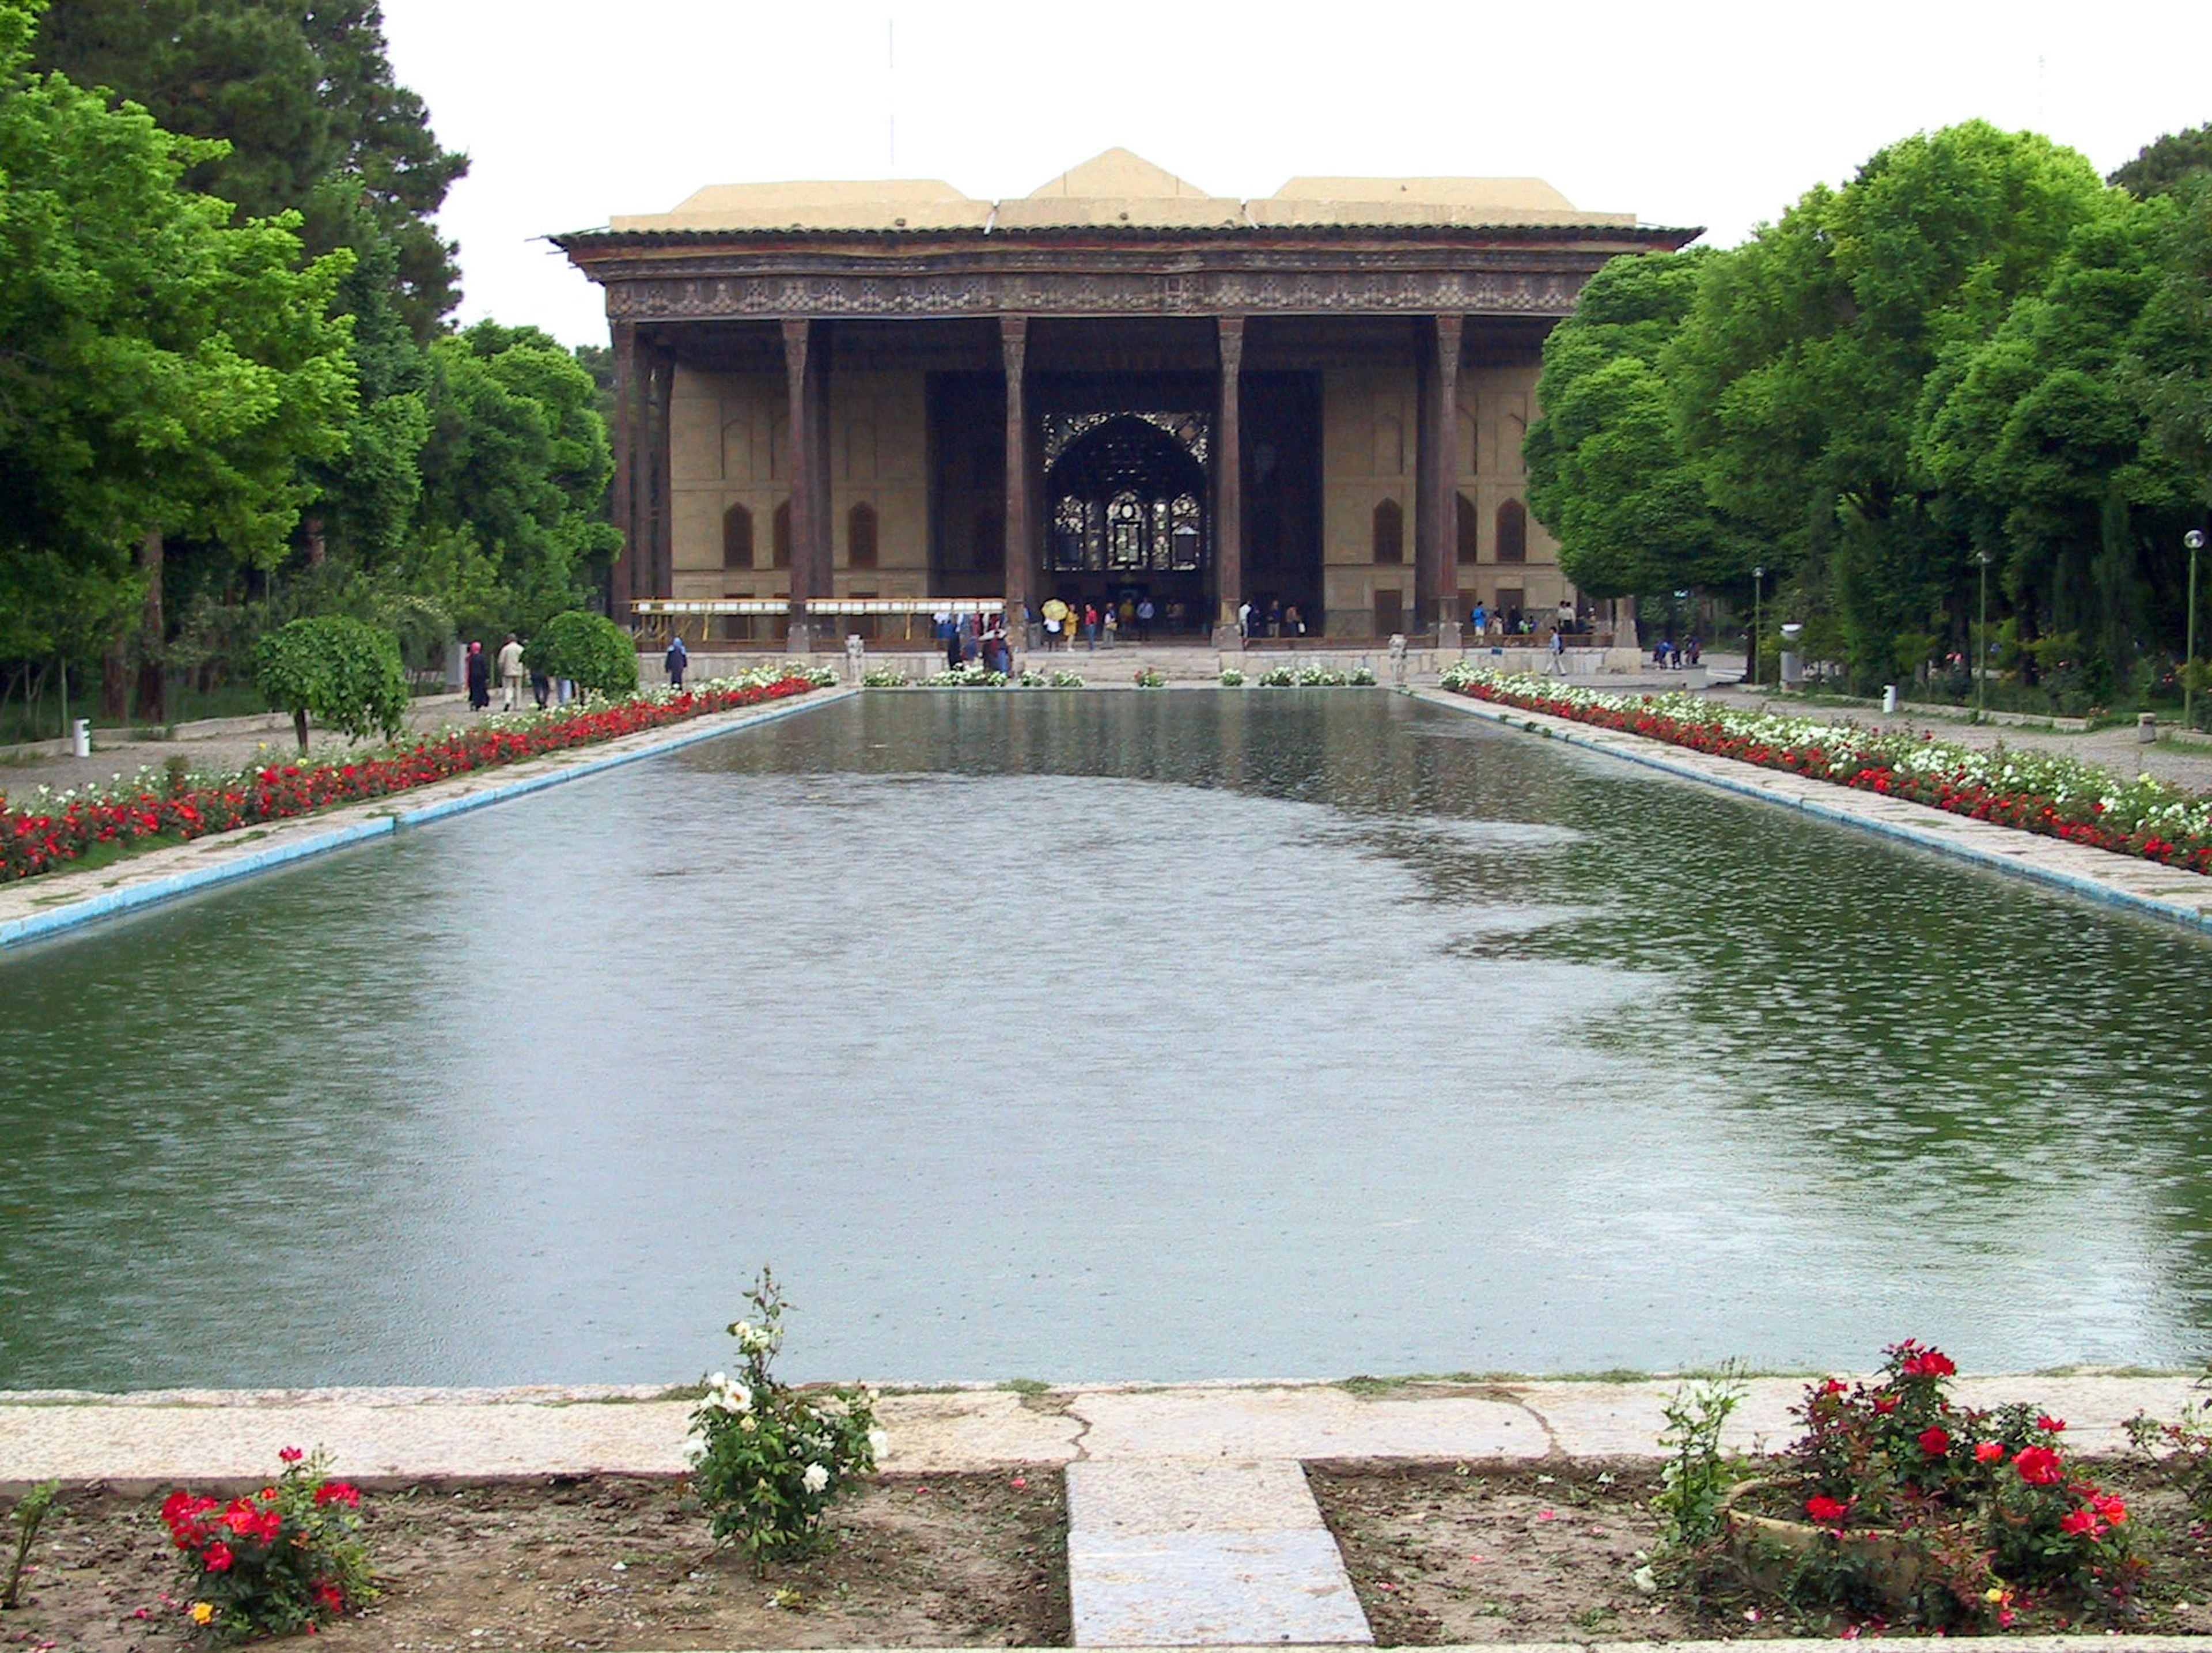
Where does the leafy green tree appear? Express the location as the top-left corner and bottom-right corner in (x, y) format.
(2111, 124), (2212, 201)
(32, 0), (467, 338)
(412, 324), (622, 638)
(1526, 250), (1747, 600)
(0, 0), (357, 722)
(1916, 196), (2201, 687)
(1668, 122), (2112, 687)
(252, 614), (406, 750)
(523, 611), (637, 698)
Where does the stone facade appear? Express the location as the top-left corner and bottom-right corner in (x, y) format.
(558, 150), (1695, 644)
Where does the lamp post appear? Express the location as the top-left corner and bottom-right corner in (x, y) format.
(1752, 565), (1764, 689)
(2187, 528), (2206, 734)
(1975, 549), (1992, 723)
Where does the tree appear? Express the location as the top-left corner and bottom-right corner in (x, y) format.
(1915, 196), (2200, 689)
(412, 324), (622, 638)
(523, 611), (637, 698)
(1667, 122), (2112, 687)
(1525, 250), (1746, 600)
(2111, 124), (2212, 201)
(252, 614), (406, 750)
(32, 0), (467, 338)
(0, 0), (358, 722)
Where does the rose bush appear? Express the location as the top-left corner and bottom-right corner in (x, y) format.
(162, 1447), (373, 1644)
(1, 667), (831, 883)
(1737, 1340), (2143, 1629)
(688, 1268), (881, 1567)
(1443, 667), (2212, 876)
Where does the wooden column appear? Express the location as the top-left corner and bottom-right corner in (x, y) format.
(1215, 315), (1245, 647)
(782, 319), (815, 648)
(1416, 313), (1465, 633)
(609, 318), (638, 621)
(647, 342), (676, 606)
(1000, 316), (1030, 621)
(808, 325), (833, 614)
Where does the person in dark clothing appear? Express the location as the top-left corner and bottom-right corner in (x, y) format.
(465, 641), (490, 711)
(664, 634), (689, 690)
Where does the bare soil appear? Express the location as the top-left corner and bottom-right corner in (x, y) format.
(1309, 1458), (2212, 1643)
(0, 1472), (1067, 1652)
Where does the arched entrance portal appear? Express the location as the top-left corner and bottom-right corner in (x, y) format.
(1043, 412), (1211, 638)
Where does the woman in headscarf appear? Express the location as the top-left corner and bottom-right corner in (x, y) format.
(465, 640), (490, 710)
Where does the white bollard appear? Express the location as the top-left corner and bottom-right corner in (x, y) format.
(71, 717), (90, 758)
(1882, 685), (1899, 714)
(2139, 712), (2158, 744)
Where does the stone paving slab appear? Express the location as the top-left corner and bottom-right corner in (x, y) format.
(0, 687), (850, 950)
(1076, 1385), (1547, 1462)
(4, 1375), (2196, 1493)
(0, 1387), (1077, 1491)
(1066, 1459), (1370, 1646)
(1411, 686), (2212, 935)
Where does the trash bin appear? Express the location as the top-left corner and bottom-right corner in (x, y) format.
(71, 718), (90, 758)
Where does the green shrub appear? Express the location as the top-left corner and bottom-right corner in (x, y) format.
(251, 617), (408, 753)
(688, 1268), (881, 1566)
(3, 1481), (58, 1609)
(523, 611), (638, 697)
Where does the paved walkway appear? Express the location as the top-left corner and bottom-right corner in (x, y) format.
(0, 691), (479, 795)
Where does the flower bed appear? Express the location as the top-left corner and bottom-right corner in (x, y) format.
(1442, 665), (2212, 876)
(1, 667), (832, 884)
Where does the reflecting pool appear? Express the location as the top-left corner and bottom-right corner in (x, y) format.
(4, 691), (2210, 1389)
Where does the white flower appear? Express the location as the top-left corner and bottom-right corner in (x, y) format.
(868, 1428), (889, 1459)
(802, 1462), (830, 1494)
(738, 1414), (756, 1432)
(707, 1371), (727, 1390)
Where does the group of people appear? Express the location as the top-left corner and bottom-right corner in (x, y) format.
(1036, 596), (1172, 649)
(463, 634), (555, 712)
(1652, 637), (1703, 669)
(1235, 600), (1305, 640)
(935, 611), (1016, 673)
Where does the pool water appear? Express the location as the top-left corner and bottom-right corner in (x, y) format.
(3, 691), (2208, 1389)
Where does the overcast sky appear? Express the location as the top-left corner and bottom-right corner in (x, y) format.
(377, 0), (2212, 350)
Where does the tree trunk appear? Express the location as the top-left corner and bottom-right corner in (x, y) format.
(132, 528), (166, 725)
(294, 708), (310, 754)
(303, 515), (326, 567)
(100, 635), (129, 723)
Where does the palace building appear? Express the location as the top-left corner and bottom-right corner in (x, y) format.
(554, 149), (1695, 645)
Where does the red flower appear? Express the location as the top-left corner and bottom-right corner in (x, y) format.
(1805, 1494), (1849, 1523)
(1918, 1425), (1951, 1456)
(279, 1446), (305, 1463)
(202, 1541), (234, 1573)
(313, 1481), (361, 1508)
(1872, 1395), (1899, 1414)
(2037, 1414), (2067, 1433)
(2059, 1506), (2099, 1536)
(314, 1582), (346, 1613)
(1819, 1378), (1847, 1396)
(1974, 1440), (2006, 1463)
(1900, 1348), (1956, 1379)
(2096, 1494), (2128, 1525)
(2014, 1445), (2063, 1485)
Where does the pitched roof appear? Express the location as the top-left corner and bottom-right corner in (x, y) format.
(599, 149), (1637, 234)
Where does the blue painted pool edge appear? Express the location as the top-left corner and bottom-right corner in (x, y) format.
(1418, 687), (2212, 937)
(0, 689), (845, 951)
